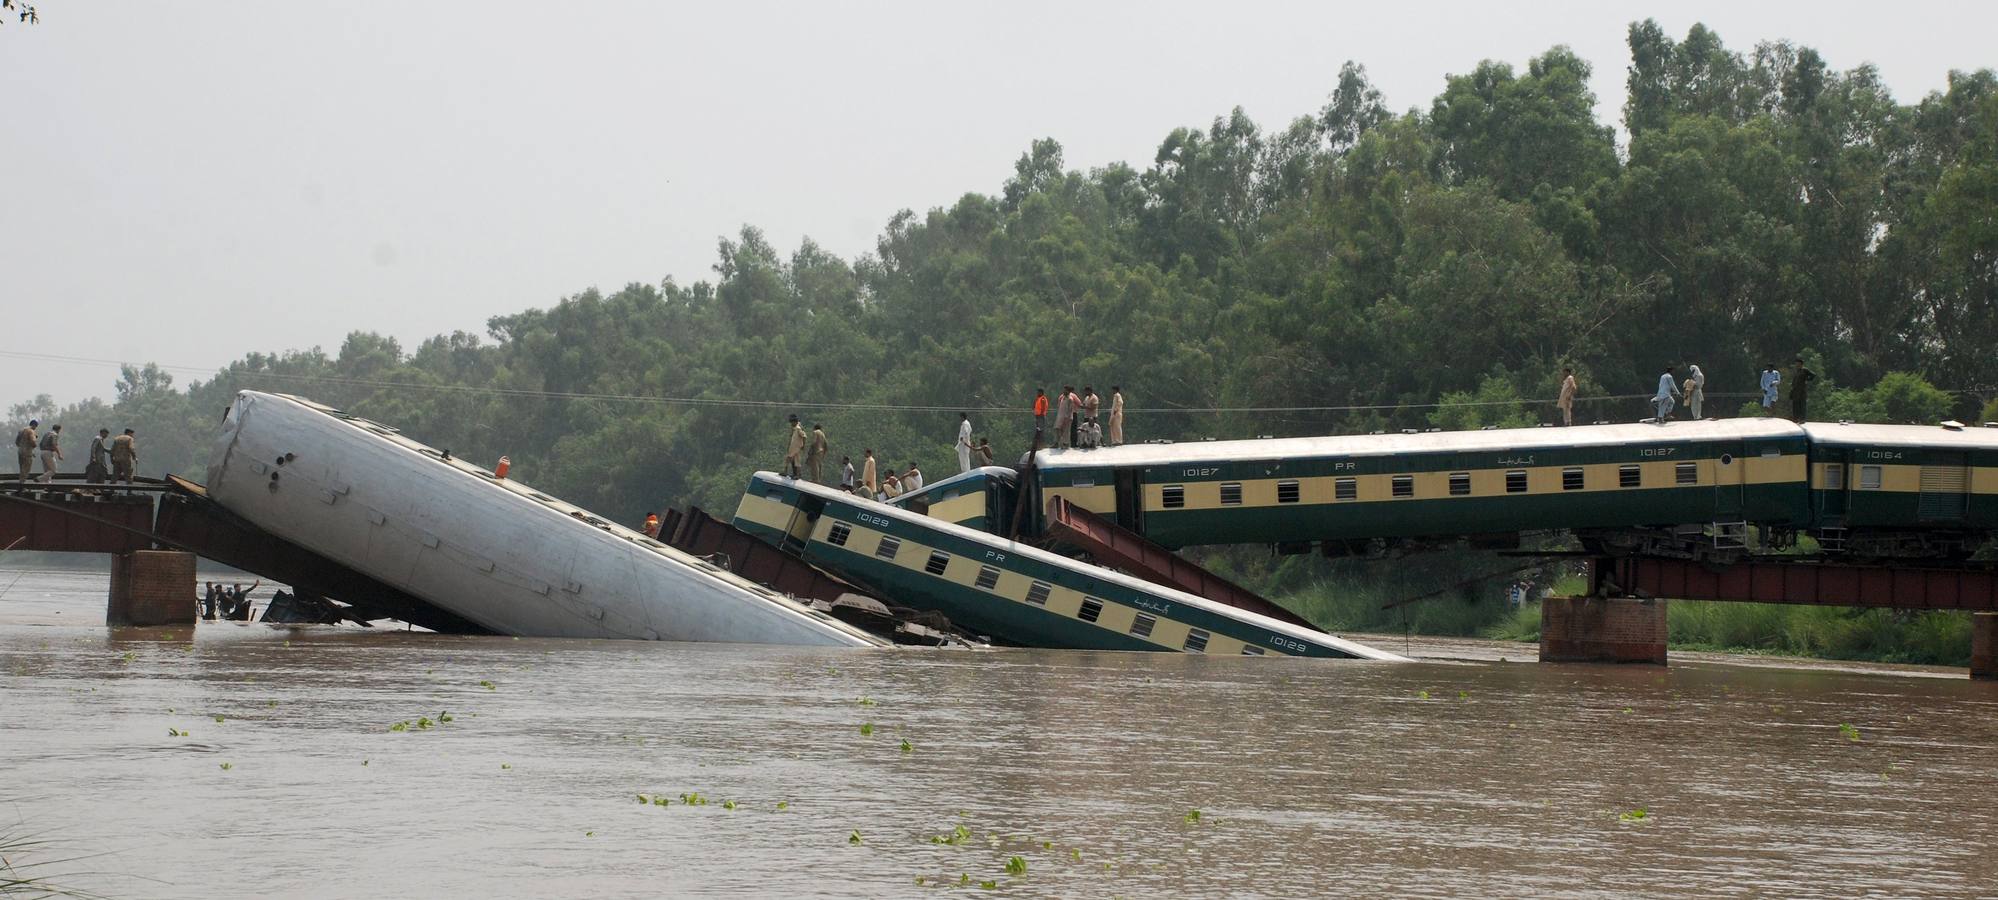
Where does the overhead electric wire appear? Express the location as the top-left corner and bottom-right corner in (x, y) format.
(0, 347), (1983, 417)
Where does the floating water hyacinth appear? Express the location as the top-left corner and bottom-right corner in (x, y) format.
(1005, 856), (1026, 876)
(848, 830), (863, 845)
(857, 697), (877, 707)
(438, 711), (454, 723)
(1183, 809), (1202, 824)
(1458, 690), (1469, 699)
(776, 801), (789, 811)
(1618, 808), (1649, 822)
(500, 763), (511, 770)
(722, 800), (737, 811)
(978, 880), (997, 889)
(480, 680), (496, 690)
(219, 762), (233, 771)
(214, 714), (225, 723)
(1839, 723), (1862, 742)
(899, 739), (912, 753)
(859, 723), (875, 737)
(389, 721), (409, 732)
(1417, 690), (1430, 700)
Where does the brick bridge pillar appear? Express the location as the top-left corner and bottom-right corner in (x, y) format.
(1973, 613), (1997, 681)
(108, 550), (197, 627)
(1539, 596), (1668, 665)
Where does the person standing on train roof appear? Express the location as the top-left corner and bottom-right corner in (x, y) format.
(1759, 364), (1781, 411)
(955, 412), (974, 473)
(1108, 386), (1124, 446)
(973, 437), (994, 467)
(1032, 389), (1048, 434)
(1556, 368), (1577, 426)
(1653, 365), (1680, 422)
(783, 415), (806, 479)
(1685, 365), (1707, 420)
(1082, 386), (1100, 428)
(861, 449), (878, 497)
(1053, 386), (1074, 449)
(806, 422), (828, 483)
(1065, 385), (1083, 448)
(839, 455), (856, 491)
(1788, 357), (1816, 422)
(905, 462), (924, 492)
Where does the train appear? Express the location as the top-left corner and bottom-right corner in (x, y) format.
(206, 391), (886, 646)
(911, 419), (1998, 560)
(733, 472), (1404, 659)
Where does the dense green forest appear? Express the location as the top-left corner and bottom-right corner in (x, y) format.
(10, 22), (1998, 662)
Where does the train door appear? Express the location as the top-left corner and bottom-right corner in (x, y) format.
(1818, 448), (1849, 523)
(1114, 467), (1144, 533)
(1714, 442), (1747, 520)
(1918, 451), (1970, 522)
(782, 493), (826, 553)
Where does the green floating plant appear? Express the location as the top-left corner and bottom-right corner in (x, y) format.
(1838, 723), (1861, 742)
(1005, 856), (1027, 876)
(1183, 809), (1202, 824)
(848, 830), (863, 845)
(1618, 808), (1649, 822)
(859, 723), (875, 737)
(776, 801), (789, 811)
(219, 762), (233, 771)
(899, 739), (913, 753)
(480, 680), (496, 690)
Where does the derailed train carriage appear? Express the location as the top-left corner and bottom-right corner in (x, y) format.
(941, 419), (1998, 560)
(735, 472), (1403, 660)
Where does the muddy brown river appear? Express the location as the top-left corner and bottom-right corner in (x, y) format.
(3, 566), (1996, 897)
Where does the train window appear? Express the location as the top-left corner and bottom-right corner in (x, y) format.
(1506, 471), (1527, 494)
(1824, 464), (1845, 491)
(1391, 475), (1414, 498)
(1162, 485), (1185, 508)
(1240, 645), (1266, 656)
(1761, 446), (1782, 458)
(1335, 478), (1357, 501)
(1078, 597), (1104, 623)
(1220, 483), (1243, 505)
(1025, 580), (1052, 606)
(827, 523), (851, 546)
(1073, 475), (1096, 488)
(1562, 468), (1584, 491)
(1449, 473), (1471, 496)
(1675, 462), (1697, 485)
(1183, 628), (1210, 653)
(1859, 465), (1882, 490)
(1619, 465), (1641, 488)
(975, 565), (1001, 591)
(941, 489), (961, 501)
(875, 536), (901, 560)
(924, 551), (951, 576)
(1129, 613), (1157, 639)
(1277, 480), (1300, 503)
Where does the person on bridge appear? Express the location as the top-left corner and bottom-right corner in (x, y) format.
(1759, 364), (1781, 412)
(110, 429), (137, 486)
(1556, 368), (1577, 426)
(1685, 364), (1707, 420)
(782, 415), (806, 479)
(1108, 386), (1124, 446)
(807, 423), (828, 484)
(861, 449), (878, 498)
(86, 429), (111, 484)
(1053, 386), (1074, 449)
(955, 413), (974, 473)
(13, 419), (36, 489)
(37, 424), (63, 484)
(1788, 357), (1816, 422)
(973, 437), (994, 468)
(1652, 366), (1681, 423)
(1032, 389), (1048, 436)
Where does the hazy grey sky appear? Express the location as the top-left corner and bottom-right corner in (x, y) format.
(4, 1), (1993, 411)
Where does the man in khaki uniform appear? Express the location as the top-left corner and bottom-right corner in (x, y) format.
(1557, 368), (1577, 426)
(37, 424), (63, 483)
(1053, 386), (1074, 449)
(807, 423), (828, 483)
(110, 429), (138, 486)
(1108, 387), (1125, 446)
(783, 415), (806, 479)
(861, 449), (878, 498)
(13, 419), (37, 488)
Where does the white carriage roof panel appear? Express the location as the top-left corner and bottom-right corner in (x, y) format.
(1032, 418), (1807, 469)
(1801, 422), (1998, 449)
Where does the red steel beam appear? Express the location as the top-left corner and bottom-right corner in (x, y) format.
(1043, 496), (1320, 630)
(1608, 556), (1998, 611)
(0, 491), (156, 554)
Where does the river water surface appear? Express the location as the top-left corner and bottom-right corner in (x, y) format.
(3, 566), (1996, 898)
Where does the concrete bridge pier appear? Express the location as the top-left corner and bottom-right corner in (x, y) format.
(108, 550), (197, 627)
(1973, 614), (1997, 681)
(1539, 596), (1668, 665)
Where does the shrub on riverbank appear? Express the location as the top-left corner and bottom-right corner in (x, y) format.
(1481, 600), (1972, 666)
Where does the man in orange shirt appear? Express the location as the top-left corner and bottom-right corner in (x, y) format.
(1032, 389), (1048, 436)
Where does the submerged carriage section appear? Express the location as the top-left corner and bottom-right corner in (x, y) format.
(734, 473), (1401, 660)
(207, 392), (886, 647)
(1801, 423), (1998, 554)
(1029, 420), (1813, 550)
